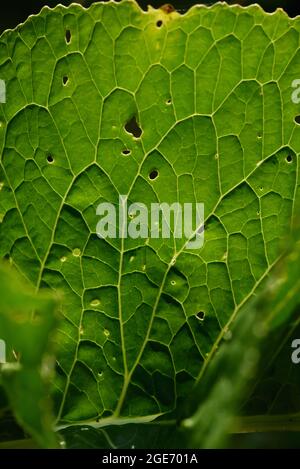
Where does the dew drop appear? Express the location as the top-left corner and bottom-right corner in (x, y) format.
(72, 248), (81, 257)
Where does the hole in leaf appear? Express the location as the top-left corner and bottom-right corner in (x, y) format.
(294, 115), (300, 124)
(166, 98), (172, 105)
(62, 76), (69, 86)
(196, 311), (205, 321)
(149, 169), (159, 180)
(286, 154), (293, 163)
(65, 29), (71, 44)
(122, 149), (131, 156)
(257, 132), (262, 139)
(47, 154), (54, 164)
(124, 116), (142, 138)
(156, 20), (163, 28)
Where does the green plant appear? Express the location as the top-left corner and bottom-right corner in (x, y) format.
(1, 0), (300, 448)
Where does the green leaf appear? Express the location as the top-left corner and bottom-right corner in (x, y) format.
(181, 232), (300, 447)
(0, 0), (300, 429)
(0, 262), (59, 448)
(59, 231), (300, 448)
(239, 236), (300, 430)
(60, 420), (184, 449)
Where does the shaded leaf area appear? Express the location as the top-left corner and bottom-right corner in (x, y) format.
(61, 420), (183, 449)
(0, 263), (59, 448)
(59, 231), (300, 448)
(182, 231), (300, 447)
(240, 237), (300, 426)
(0, 394), (26, 445)
(1, 0), (300, 430)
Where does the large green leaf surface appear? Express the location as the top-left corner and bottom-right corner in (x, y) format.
(1, 0), (300, 425)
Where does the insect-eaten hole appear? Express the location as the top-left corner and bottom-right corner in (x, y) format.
(294, 115), (300, 125)
(47, 154), (54, 164)
(196, 311), (205, 321)
(156, 20), (163, 28)
(122, 149), (131, 156)
(62, 75), (69, 86)
(149, 169), (159, 180)
(286, 154), (293, 163)
(124, 116), (142, 138)
(257, 132), (262, 139)
(65, 29), (71, 44)
(166, 98), (172, 105)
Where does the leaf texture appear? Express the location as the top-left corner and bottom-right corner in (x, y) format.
(0, 1), (300, 424)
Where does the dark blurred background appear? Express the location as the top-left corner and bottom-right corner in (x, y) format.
(0, 0), (300, 33)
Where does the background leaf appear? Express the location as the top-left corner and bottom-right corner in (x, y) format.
(0, 262), (59, 448)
